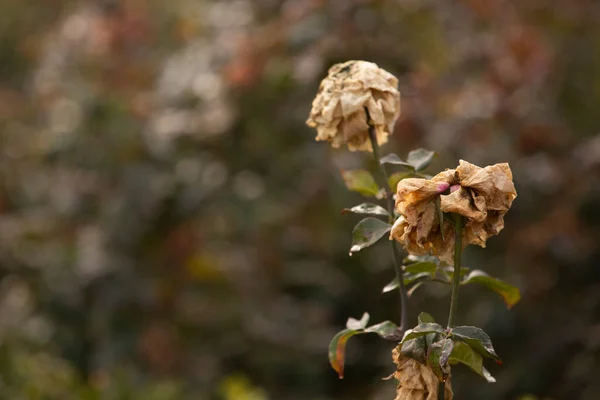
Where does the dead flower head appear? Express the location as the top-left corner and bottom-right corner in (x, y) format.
(390, 160), (517, 264)
(392, 346), (453, 400)
(306, 60), (400, 152)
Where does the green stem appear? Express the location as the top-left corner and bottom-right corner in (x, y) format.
(366, 120), (408, 331)
(447, 214), (463, 328)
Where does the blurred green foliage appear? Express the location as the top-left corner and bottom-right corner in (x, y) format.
(0, 0), (599, 399)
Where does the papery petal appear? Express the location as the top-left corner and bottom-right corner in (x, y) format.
(440, 187), (487, 222)
(396, 179), (451, 213)
(392, 346), (453, 400)
(306, 60), (400, 152)
(457, 160), (517, 211)
(416, 201), (437, 245)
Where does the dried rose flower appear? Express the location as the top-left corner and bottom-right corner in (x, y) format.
(390, 160), (517, 264)
(392, 346), (453, 400)
(306, 60), (400, 152)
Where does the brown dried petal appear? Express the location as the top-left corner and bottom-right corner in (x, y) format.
(392, 171), (457, 263)
(440, 187), (487, 222)
(306, 60), (400, 152)
(392, 160), (516, 262)
(390, 216), (456, 264)
(392, 347), (453, 400)
(416, 202), (437, 245)
(431, 168), (459, 185)
(396, 178), (451, 218)
(464, 209), (508, 248)
(457, 160), (517, 211)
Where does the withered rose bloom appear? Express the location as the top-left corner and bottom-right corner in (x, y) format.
(390, 160), (517, 264)
(306, 60), (400, 152)
(392, 346), (453, 400)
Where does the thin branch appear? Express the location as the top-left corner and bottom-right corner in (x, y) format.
(365, 112), (408, 332)
(447, 214), (463, 328)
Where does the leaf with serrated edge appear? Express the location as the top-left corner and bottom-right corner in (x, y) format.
(449, 341), (496, 383)
(450, 326), (500, 361)
(461, 270), (521, 309)
(401, 323), (444, 343)
(379, 153), (415, 169)
(349, 218), (391, 254)
(346, 312), (370, 330)
(341, 170), (380, 197)
(407, 148), (436, 171)
(342, 203), (389, 217)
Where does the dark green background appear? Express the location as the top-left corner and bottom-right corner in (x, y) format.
(0, 1), (598, 399)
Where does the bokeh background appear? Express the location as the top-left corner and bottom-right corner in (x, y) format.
(1, 0), (599, 399)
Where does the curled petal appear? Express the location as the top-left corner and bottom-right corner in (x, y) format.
(440, 187), (487, 222)
(416, 202), (437, 245)
(392, 346), (453, 400)
(396, 179), (451, 216)
(431, 169), (458, 185)
(457, 160), (517, 211)
(306, 60), (400, 152)
(391, 160), (516, 261)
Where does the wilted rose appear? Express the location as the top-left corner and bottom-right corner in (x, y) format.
(390, 160), (517, 264)
(392, 346), (453, 400)
(306, 60), (400, 152)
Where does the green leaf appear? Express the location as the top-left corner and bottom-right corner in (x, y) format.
(342, 203), (389, 217)
(407, 148), (436, 171)
(382, 261), (437, 294)
(418, 312), (435, 324)
(365, 321), (402, 340)
(449, 341), (496, 383)
(405, 261), (437, 275)
(341, 169), (380, 197)
(328, 318), (402, 378)
(379, 153), (415, 169)
(382, 272), (433, 294)
(428, 338), (453, 381)
(401, 335), (428, 364)
(346, 312), (370, 330)
(405, 272), (434, 285)
(349, 218), (391, 254)
(439, 338), (454, 369)
(382, 278), (398, 294)
(461, 270), (521, 309)
(328, 329), (362, 379)
(404, 254), (439, 264)
(388, 171), (413, 192)
(407, 282), (424, 297)
(427, 341), (445, 381)
(450, 326), (501, 361)
(401, 323), (445, 343)
(382, 260), (439, 295)
(440, 265), (470, 281)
